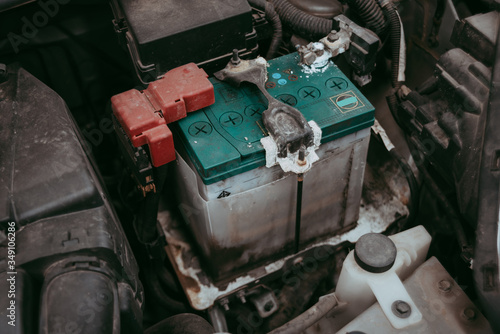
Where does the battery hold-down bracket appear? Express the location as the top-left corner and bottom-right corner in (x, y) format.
(111, 63), (215, 168)
(215, 51), (322, 174)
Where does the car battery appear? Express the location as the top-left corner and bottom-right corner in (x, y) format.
(173, 52), (375, 281)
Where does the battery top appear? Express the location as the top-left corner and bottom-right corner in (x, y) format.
(175, 53), (375, 184)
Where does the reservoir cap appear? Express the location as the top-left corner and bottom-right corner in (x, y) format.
(354, 233), (397, 273)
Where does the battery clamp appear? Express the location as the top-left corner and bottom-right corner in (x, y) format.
(215, 52), (322, 174)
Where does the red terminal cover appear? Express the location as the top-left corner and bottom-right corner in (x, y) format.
(111, 63), (214, 167)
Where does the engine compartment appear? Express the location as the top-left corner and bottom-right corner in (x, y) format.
(0, 0), (499, 333)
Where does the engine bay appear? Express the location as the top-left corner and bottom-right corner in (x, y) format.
(1, 0), (499, 333)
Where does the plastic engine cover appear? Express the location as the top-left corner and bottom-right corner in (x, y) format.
(0, 66), (142, 334)
(111, 0), (258, 82)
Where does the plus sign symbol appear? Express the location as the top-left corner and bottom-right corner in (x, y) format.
(325, 77), (348, 91)
(276, 94), (298, 106)
(220, 111), (243, 127)
(244, 104), (266, 118)
(298, 86), (321, 100)
(188, 121), (213, 137)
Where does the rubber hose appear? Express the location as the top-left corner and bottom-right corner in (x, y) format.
(347, 0), (387, 35)
(380, 1), (405, 124)
(248, 0), (266, 9)
(265, 2), (283, 59)
(271, 0), (332, 38)
(248, 0), (282, 59)
(386, 94), (400, 125)
(382, 1), (403, 89)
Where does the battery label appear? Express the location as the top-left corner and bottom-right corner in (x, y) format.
(330, 90), (365, 113)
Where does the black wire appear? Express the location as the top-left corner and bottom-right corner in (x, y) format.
(380, 1), (405, 126)
(247, 0), (283, 59)
(264, 2), (283, 60)
(346, 0), (387, 36)
(271, 0), (333, 38)
(134, 164), (168, 245)
(295, 174), (303, 253)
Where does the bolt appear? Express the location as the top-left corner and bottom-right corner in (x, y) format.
(263, 301), (274, 312)
(297, 149), (307, 166)
(438, 279), (452, 292)
(297, 146), (306, 165)
(392, 300), (411, 318)
(462, 308), (476, 321)
(327, 30), (339, 42)
(231, 49), (241, 66)
(219, 298), (230, 311)
(236, 290), (246, 304)
(396, 302), (410, 313)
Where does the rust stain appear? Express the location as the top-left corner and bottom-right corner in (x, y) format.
(165, 245), (202, 295)
(180, 274), (201, 293)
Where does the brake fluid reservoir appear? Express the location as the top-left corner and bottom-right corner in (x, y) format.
(333, 225), (432, 331)
(172, 52), (375, 282)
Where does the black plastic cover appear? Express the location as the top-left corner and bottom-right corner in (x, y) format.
(398, 48), (490, 224)
(473, 14), (500, 332)
(0, 69), (102, 226)
(451, 11), (499, 67)
(40, 269), (117, 334)
(0, 66), (143, 334)
(111, 0), (258, 82)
